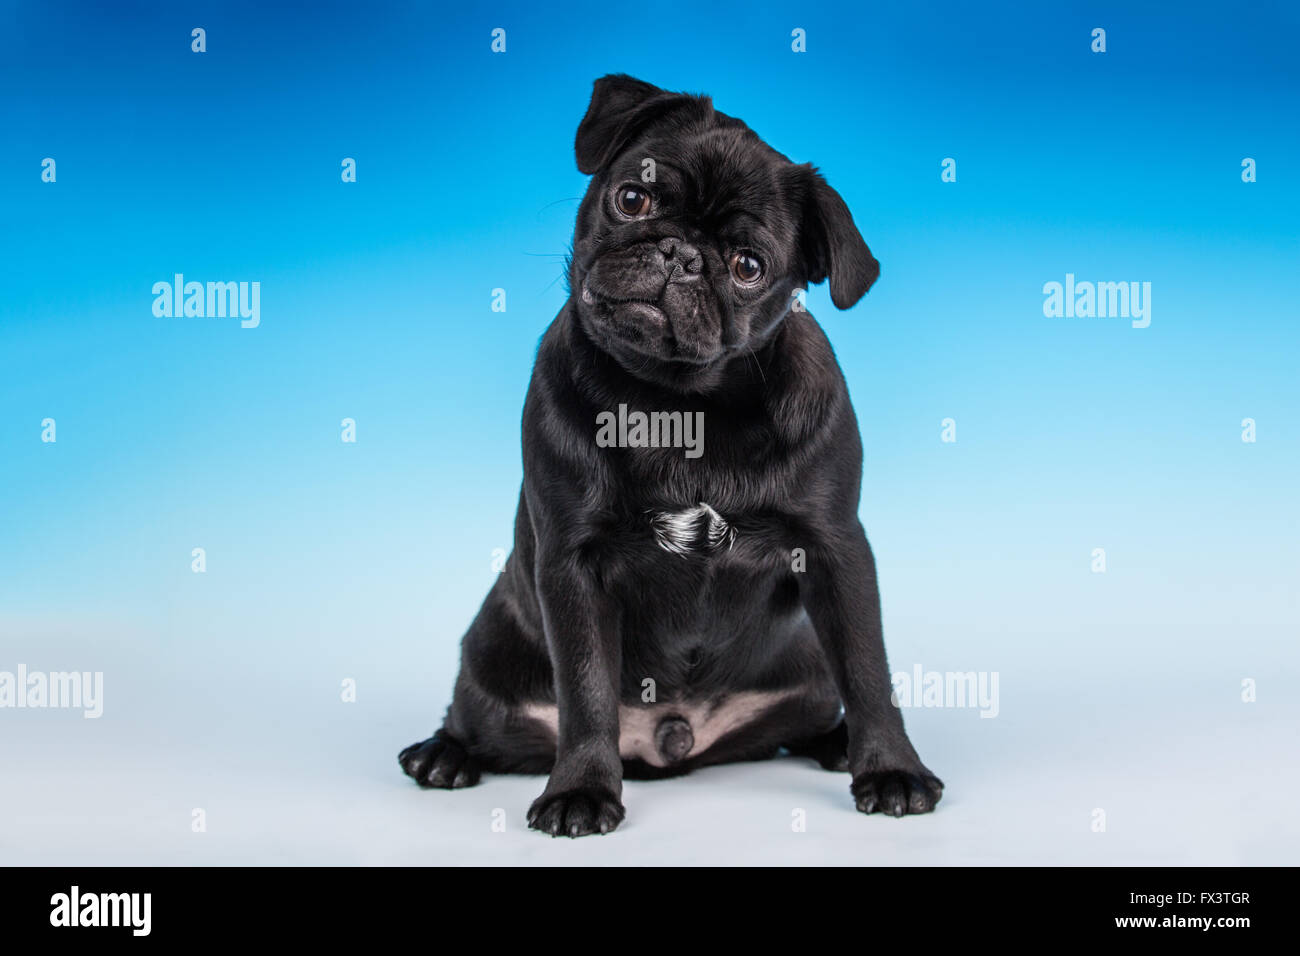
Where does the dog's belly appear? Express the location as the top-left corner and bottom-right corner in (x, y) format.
(522, 690), (799, 768)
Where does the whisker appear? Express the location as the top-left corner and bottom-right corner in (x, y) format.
(536, 196), (584, 218)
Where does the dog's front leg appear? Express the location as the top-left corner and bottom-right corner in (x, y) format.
(526, 552), (625, 837)
(800, 523), (944, 816)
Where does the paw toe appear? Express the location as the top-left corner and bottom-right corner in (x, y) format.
(852, 769), (943, 816)
(527, 788), (625, 838)
(398, 731), (481, 789)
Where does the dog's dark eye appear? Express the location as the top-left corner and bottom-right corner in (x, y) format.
(730, 252), (763, 284)
(614, 186), (652, 218)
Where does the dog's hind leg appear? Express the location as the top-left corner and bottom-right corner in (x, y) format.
(783, 719), (849, 772)
(400, 572), (558, 786)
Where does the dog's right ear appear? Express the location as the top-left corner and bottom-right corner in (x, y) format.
(575, 74), (700, 175)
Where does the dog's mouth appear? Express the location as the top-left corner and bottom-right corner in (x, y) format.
(577, 274), (725, 369)
(579, 278), (663, 317)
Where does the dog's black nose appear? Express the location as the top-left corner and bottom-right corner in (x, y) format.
(654, 715), (694, 764)
(657, 238), (703, 279)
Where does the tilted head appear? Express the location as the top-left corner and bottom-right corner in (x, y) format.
(569, 74), (879, 390)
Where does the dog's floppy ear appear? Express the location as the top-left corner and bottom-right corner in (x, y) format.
(575, 74), (700, 175)
(794, 165), (880, 309)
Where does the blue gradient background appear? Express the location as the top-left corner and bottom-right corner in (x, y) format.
(1, 1), (1297, 864)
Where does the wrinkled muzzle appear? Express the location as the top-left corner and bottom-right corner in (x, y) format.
(579, 237), (727, 364)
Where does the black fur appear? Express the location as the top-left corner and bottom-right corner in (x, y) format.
(399, 75), (942, 836)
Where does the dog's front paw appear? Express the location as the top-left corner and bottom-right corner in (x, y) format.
(851, 769), (943, 816)
(527, 786), (625, 837)
(398, 729), (481, 789)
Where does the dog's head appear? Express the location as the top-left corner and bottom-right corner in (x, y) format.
(568, 74), (878, 389)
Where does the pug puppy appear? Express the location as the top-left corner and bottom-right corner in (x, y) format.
(399, 74), (942, 837)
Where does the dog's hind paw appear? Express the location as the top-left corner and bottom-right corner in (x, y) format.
(399, 729), (482, 789)
(851, 769), (943, 816)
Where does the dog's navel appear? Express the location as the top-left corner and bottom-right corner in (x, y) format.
(650, 502), (736, 556)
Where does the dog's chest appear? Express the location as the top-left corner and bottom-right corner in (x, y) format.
(648, 502), (736, 556)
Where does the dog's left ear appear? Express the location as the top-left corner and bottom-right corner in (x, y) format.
(575, 74), (702, 175)
(792, 165), (880, 309)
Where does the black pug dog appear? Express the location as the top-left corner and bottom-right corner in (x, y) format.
(400, 74), (942, 837)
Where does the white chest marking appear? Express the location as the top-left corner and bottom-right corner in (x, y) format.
(650, 502), (735, 556)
